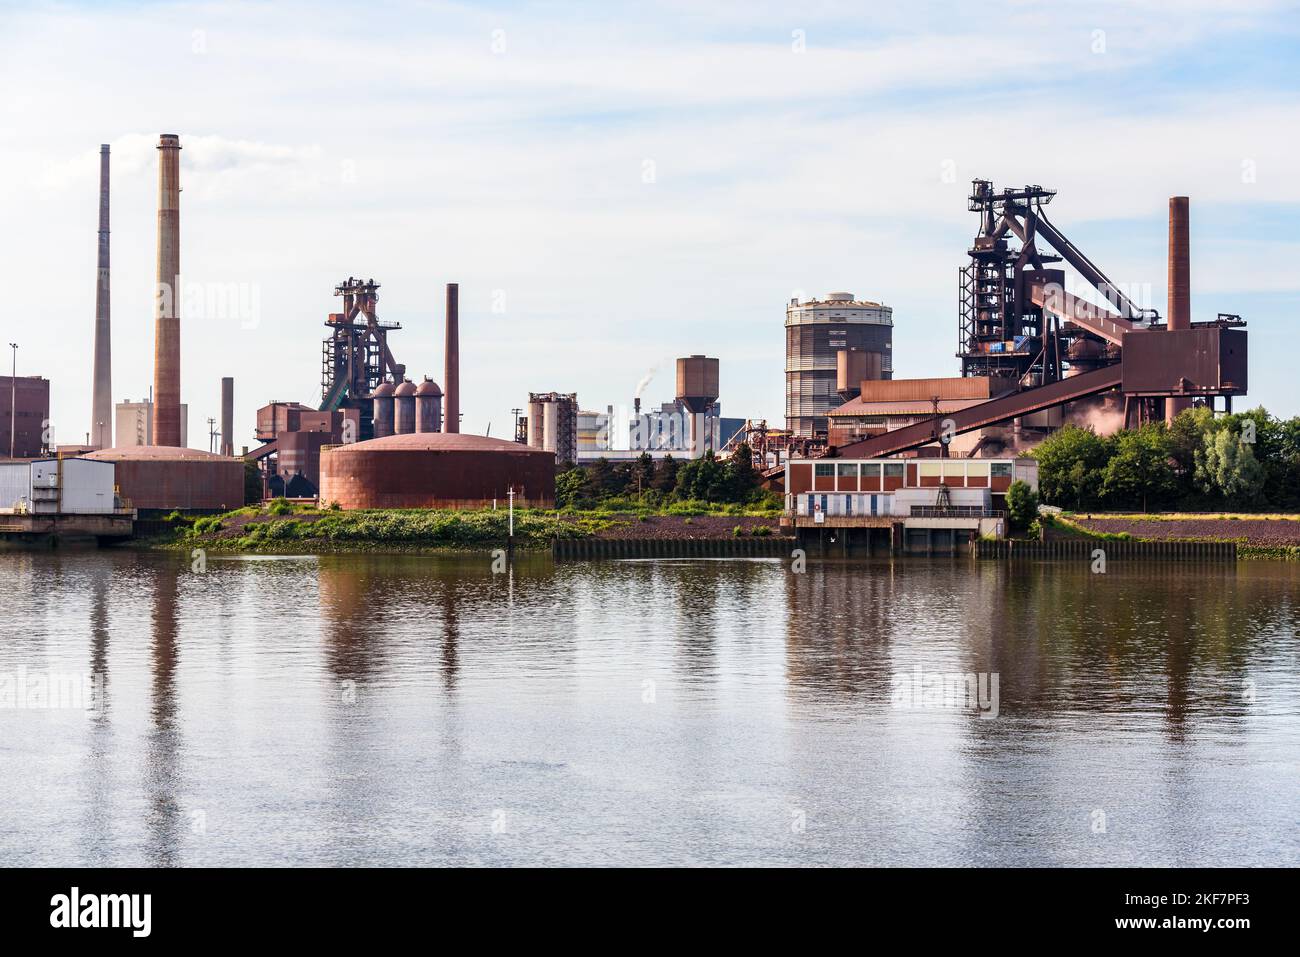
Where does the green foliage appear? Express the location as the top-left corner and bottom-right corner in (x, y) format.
(243, 459), (262, 505)
(266, 497), (293, 516)
(1006, 480), (1040, 531)
(1034, 406), (1294, 512)
(1033, 425), (1107, 509)
(1195, 417), (1265, 504)
(1101, 424), (1178, 511)
(751, 524), (772, 537)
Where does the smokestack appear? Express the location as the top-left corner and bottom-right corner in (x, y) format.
(443, 282), (459, 433)
(91, 144), (112, 449)
(220, 377), (233, 457)
(153, 134), (183, 447)
(1167, 196), (1191, 424)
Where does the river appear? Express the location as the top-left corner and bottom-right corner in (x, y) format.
(1, 549), (1297, 866)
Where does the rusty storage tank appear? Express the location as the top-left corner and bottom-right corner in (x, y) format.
(394, 380), (417, 435)
(85, 446), (244, 511)
(319, 432), (555, 510)
(675, 355), (720, 457)
(371, 381), (395, 439)
(415, 377), (443, 433)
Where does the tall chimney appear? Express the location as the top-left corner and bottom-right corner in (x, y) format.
(153, 134), (183, 447)
(443, 282), (459, 433)
(91, 144), (112, 449)
(1167, 196), (1191, 424)
(220, 377), (234, 457)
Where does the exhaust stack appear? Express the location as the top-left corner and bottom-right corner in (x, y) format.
(91, 144), (112, 448)
(1167, 196), (1191, 424)
(153, 134), (183, 447)
(220, 377), (234, 457)
(443, 282), (459, 433)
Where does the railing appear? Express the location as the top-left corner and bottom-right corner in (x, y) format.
(910, 507), (1005, 518)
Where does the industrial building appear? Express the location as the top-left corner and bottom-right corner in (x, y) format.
(0, 455), (134, 542)
(319, 432), (555, 509)
(115, 398), (188, 448)
(828, 184), (1245, 462)
(0, 457), (118, 514)
(0, 375), (50, 459)
(785, 293), (892, 438)
(784, 455), (1037, 552)
(525, 392), (579, 464)
(780, 181), (1249, 549)
(86, 445), (243, 511)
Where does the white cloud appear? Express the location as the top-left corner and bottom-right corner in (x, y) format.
(0, 0), (1297, 447)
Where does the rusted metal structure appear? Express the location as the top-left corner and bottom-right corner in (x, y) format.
(1166, 196), (1192, 423)
(526, 392), (578, 464)
(675, 355), (719, 458)
(91, 144), (112, 449)
(220, 377), (234, 457)
(319, 432), (554, 509)
(834, 185), (1247, 460)
(319, 277), (405, 439)
(444, 283), (459, 433)
(394, 379), (417, 434)
(371, 381), (395, 439)
(835, 347), (882, 402)
(152, 134), (183, 448)
(85, 446), (242, 511)
(416, 377), (443, 433)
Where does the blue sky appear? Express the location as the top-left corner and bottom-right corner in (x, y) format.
(1, 0), (1298, 448)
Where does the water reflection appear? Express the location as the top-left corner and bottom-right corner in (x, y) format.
(0, 549), (1295, 866)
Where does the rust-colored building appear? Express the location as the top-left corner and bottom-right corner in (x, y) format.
(319, 432), (555, 510)
(0, 375), (50, 459)
(85, 445), (244, 512)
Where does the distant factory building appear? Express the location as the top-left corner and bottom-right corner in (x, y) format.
(627, 399), (745, 455)
(319, 433), (555, 510)
(786, 292), (892, 438)
(526, 392), (579, 465)
(0, 375), (50, 459)
(115, 398), (188, 448)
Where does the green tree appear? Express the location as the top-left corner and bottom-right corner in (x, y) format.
(632, 452), (655, 497)
(652, 454), (679, 494)
(1033, 424), (1108, 509)
(726, 442), (758, 502)
(555, 468), (589, 509)
(1195, 423), (1264, 503)
(1101, 424), (1177, 511)
(1005, 480), (1039, 532)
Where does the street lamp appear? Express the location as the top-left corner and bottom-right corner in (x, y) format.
(8, 343), (16, 460)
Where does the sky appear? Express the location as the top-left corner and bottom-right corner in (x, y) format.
(1, 0), (1297, 449)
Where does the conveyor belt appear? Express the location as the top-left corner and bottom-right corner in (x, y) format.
(834, 364), (1124, 459)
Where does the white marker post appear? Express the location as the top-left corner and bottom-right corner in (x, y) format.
(507, 486), (515, 552)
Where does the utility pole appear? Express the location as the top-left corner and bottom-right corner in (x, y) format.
(207, 416), (218, 454)
(8, 343), (17, 459)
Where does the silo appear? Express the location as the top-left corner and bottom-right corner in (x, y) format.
(371, 381), (395, 438)
(416, 377), (443, 433)
(394, 380), (417, 435)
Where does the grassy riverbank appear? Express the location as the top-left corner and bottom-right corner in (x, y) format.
(1052, 511), (1300, 560)
(146, 499), (784, 554)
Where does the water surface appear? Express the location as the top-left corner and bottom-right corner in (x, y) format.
(1, 550), (1296, 866)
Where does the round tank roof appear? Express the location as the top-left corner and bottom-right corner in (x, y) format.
(416, 378), (443, 396)
(826, 291), (855, 301)
(394, 380), (417, 397)
(85, 445), (235, 462)
(371, 381), (395, 398)
(326, 433), (551, 455)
